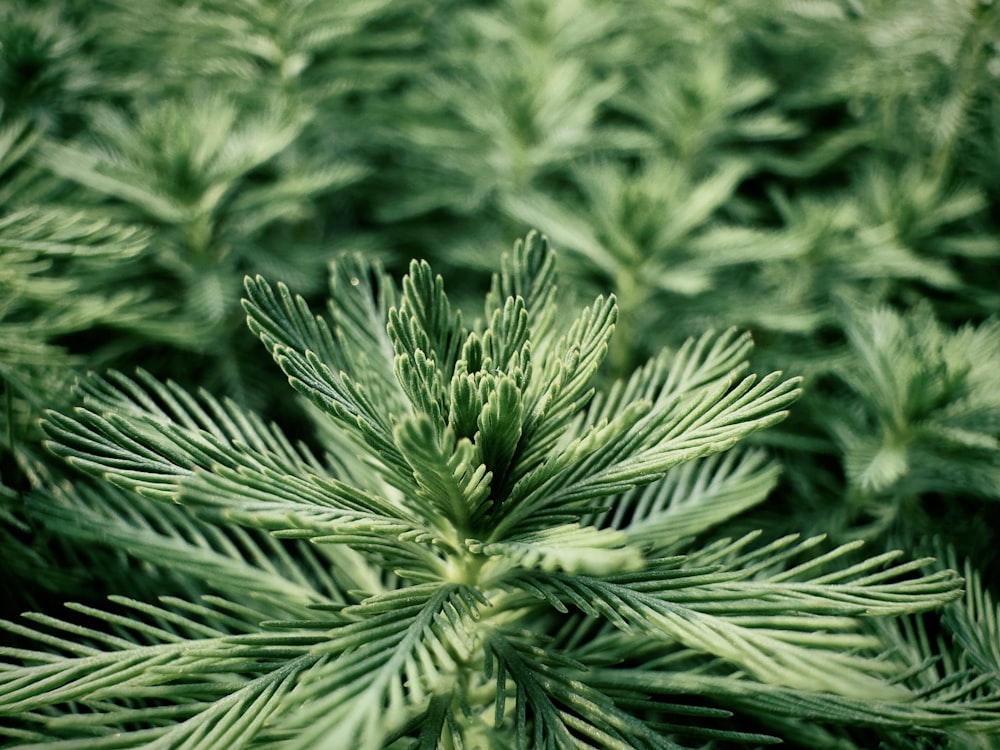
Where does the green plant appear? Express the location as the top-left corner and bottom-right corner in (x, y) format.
(0, 1), (100, 134)
(0, 196), (161, 616)
(0, 110), (157, 488)
(4, 1), (1000, 746)
(816, 301), (1000, 542)
(3, 233), (994, 748)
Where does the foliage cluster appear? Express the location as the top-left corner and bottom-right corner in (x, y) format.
(2, 0), (999, 748)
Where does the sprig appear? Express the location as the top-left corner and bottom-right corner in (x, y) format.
(2, 232), (974, 748)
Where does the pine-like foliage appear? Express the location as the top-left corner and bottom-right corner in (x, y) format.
(3, 1), (1000, 746)
(3, 233), (992, 748)
(832, 302), (1000, 500)
(788, 300), (1000, 550)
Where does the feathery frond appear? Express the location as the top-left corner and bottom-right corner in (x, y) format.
(8, 233), (976, 747)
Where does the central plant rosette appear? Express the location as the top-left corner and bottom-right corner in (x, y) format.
(30, 232), (963, 749)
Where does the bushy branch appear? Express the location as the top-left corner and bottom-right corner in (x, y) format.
(0, 233), (980, 748)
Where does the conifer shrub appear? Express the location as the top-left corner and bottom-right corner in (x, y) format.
(2, 1), (1000, 747)
(3, 233), (996, 749)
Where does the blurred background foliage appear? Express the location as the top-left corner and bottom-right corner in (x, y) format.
(2, 0), (999, 744)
